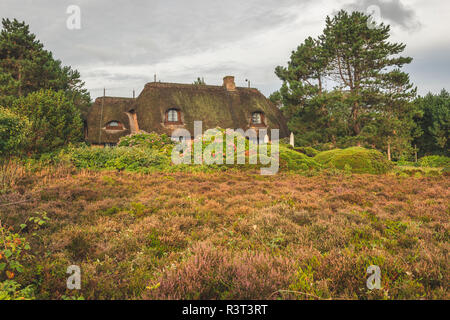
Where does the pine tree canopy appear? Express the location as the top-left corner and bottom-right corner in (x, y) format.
(274, 10), (420, 159)
(0, 18), (90, 115)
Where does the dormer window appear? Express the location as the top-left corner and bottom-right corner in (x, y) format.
(106, 121), (124, 130)
(165, 109), (182, 124)
(252, 112), (264, 125)
(168, 109), (178, 122)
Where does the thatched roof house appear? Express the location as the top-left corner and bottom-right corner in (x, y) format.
(86, 76), (289, 145)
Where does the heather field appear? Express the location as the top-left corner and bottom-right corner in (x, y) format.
(0, 167), (448, 300)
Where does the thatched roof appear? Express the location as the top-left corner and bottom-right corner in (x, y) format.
(86, 78), (289, 144)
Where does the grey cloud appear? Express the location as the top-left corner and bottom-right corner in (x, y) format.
(0, 0), (309, 97)
(1, 0), (303, 65)
(1, 0), (448, 98)
(342, 0), (421, 31)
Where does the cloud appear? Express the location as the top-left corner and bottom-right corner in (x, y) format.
(0, 0), (449, 97)
(341, 0), (421, 31)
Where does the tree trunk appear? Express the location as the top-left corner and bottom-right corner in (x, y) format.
(387, 140), (391, 161)
(351, 101), (361, 136)
(17, 58), (23, 97)
(414, 145), (418, 163)
(18, 67), (22, 97)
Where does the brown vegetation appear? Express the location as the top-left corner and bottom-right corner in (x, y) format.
(0, 167), (448, 299)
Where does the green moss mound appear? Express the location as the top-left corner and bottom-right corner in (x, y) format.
(418, 155), (450, 168)
(314, 147), (393, 174)
(294, 147), (320, 157)
(279, 145), (321, 171)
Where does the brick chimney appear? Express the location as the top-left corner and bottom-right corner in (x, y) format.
(223, 76), (236, 91)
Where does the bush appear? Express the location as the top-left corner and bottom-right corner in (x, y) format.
(118, 132), (173, 151)
(12, 89), (83, 154)
(314, 147), (394, 174)
(418, 155), (450, 168)
(66, 146), (170, 171)
(279, 146), (321, 171)
(0, 221), (35, 300)
(0, 107), (30, 157)
(173, 128), (280, 170)
(294, 147), (320, 157)
(0, 280), (35, 300)
(395, 160), (418, 167)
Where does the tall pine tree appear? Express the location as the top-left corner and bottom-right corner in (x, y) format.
(0, 18), (90, 115)
(274, 10), (419, 158)
(413, 90), (450, 157)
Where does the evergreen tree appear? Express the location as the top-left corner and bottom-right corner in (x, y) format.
(0, 19), (90, 114)
(193, 77), (206, 85)
(274, 10), (418, 158)
(414, 90), (450, 157)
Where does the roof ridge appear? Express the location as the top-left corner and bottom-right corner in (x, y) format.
(93, 96), (134, 103)
(93, 83), (262, 101)
(145, 82), (222, 89)
(144, 81), (260, 92)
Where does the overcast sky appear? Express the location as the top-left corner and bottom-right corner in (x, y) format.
(1, 0), (449, 99)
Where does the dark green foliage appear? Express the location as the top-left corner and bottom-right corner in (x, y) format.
(193, 77), (206, 85)
(418, 156), (450, 168)
(413, 90), (450, 157)
(118, 132), (173, 151)
(294, 147), (320, 157)
(314, 147), (394, 174)
(279, 145), (321, 171)
(0, 107), (29, 157)
(0, 18), (90, 115)
(395, 160), (418, 167)
(274, 10), (418, 158)
(67, 146), (170, 171)
(12, 90), (83, 154)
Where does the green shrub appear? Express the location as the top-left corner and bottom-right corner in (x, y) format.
(314, 147), (393, 174)
(0, 107), (30, 158)
(279, 146), (321, 171)
(294, 147), (320, 157)
(312, 143), (336, 152)
(67, 146), (170, 171)
(395, 160), (418, 167)
(0, 280), (35, 300)
(175, 128), (280, 171)
(418, 155), (450, 168)
(12, 90), (83, 155)
(118, 132), (173, 152)
(0, 221), (35, 300)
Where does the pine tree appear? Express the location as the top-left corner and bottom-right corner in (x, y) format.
(0, 19), (90, 114)
(414, 90), (450, 156)
(274, 10), (418, 157)
(193, 77), (206, 85)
